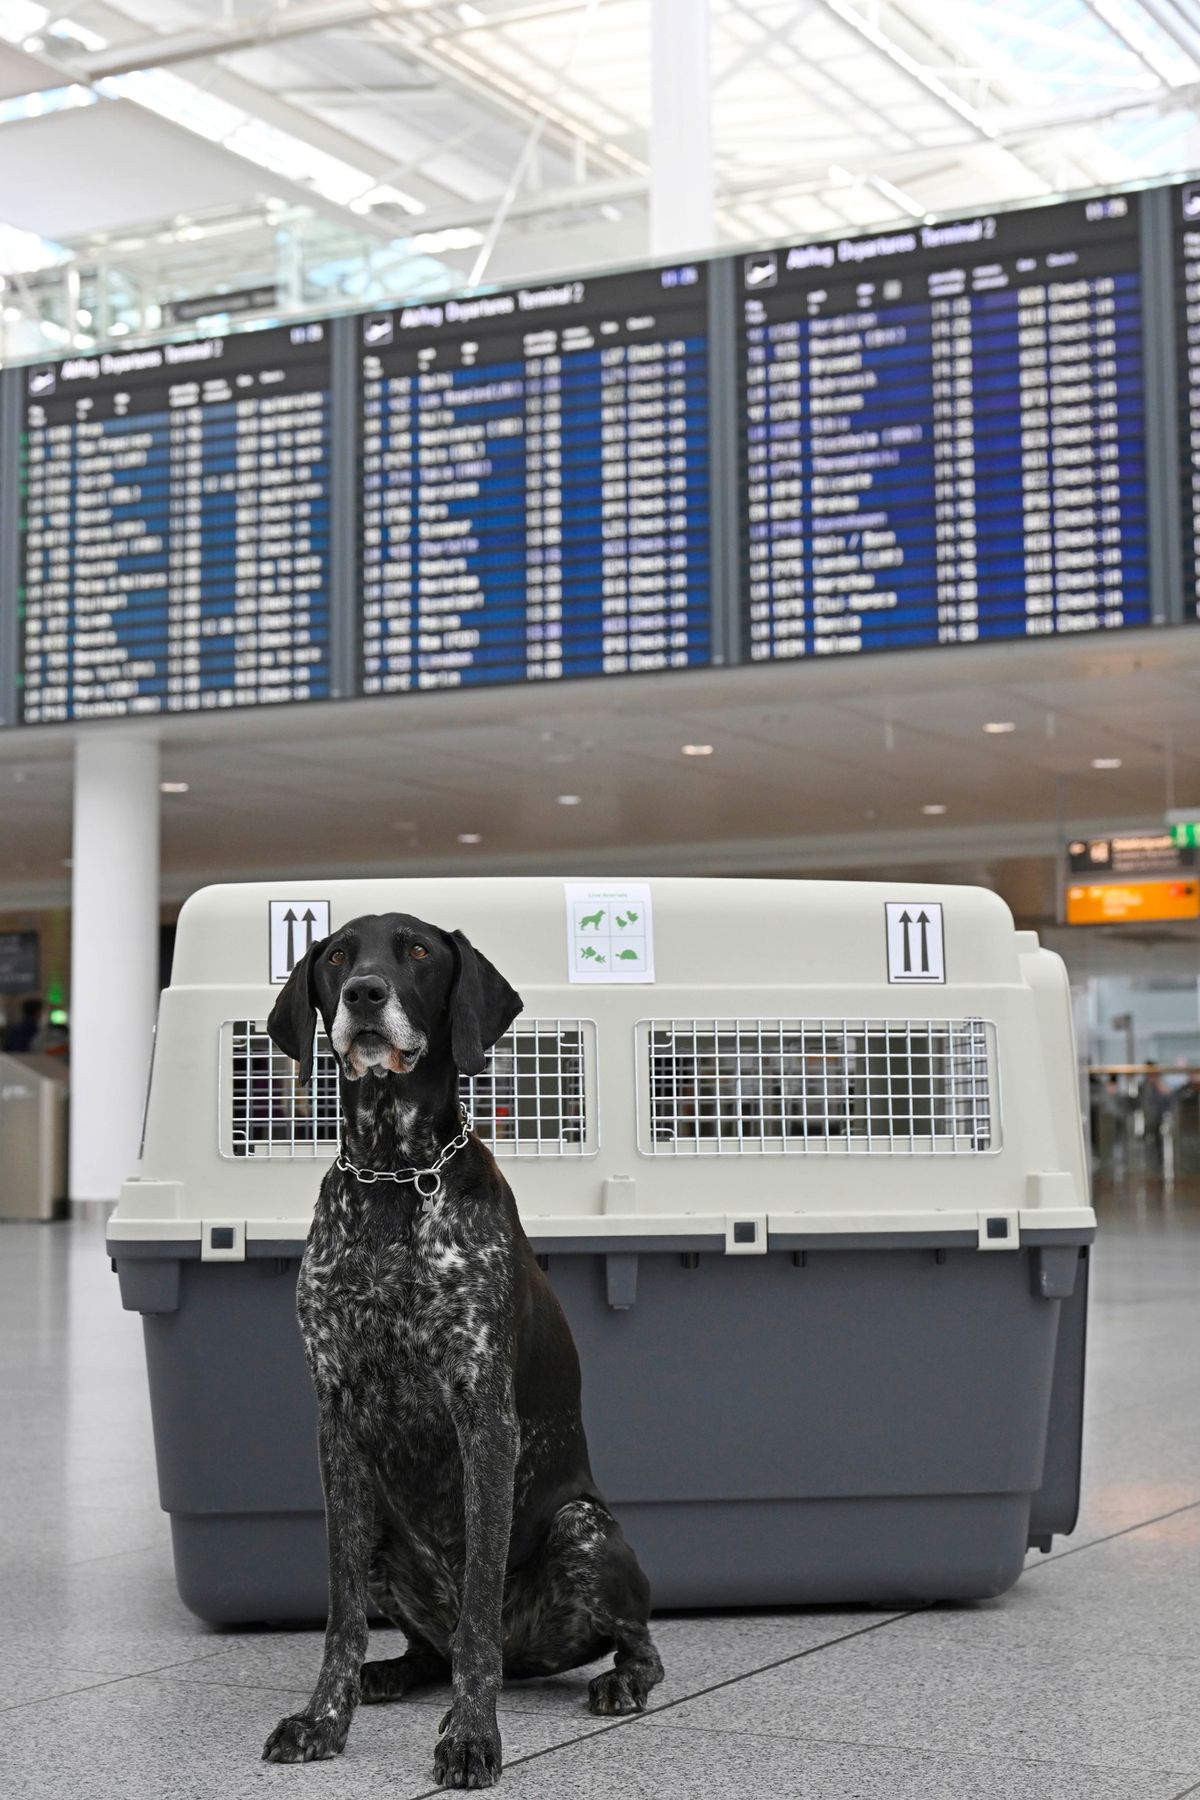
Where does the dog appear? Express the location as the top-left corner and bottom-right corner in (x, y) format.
(261, 912), (663, 1787)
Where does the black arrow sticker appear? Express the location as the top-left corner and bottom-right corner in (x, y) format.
(302, 907), (317, 955)
(283, 907), (297, 971)
(886, 901), (944, 984)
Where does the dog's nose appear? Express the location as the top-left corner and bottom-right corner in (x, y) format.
(343, 975), (390, 1010)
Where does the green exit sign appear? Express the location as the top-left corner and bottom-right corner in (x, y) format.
(1170, 822), (1200, 848)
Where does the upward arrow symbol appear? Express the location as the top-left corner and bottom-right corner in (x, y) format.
(916, 909), (931, 974)
(301, 907), (317, 954)
(283, 907), (298, 971)
(897, 909), (913, 973)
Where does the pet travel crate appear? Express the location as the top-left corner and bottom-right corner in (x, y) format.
(108, 876), (1093, 1624)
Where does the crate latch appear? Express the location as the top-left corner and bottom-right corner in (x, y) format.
(976, 1211), (1019, 1251)
(201, 1220), (246, 1262)
(725, 1215), (768, 1255)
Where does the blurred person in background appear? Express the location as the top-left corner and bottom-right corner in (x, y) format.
(2, 996), (45, 1054)
(1139, 1061), (1170, 1161)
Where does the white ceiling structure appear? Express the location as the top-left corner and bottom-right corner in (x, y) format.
(2, 627), (1198, 931)
(1, 0), (1200, 349)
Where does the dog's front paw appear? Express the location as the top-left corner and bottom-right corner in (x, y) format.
(433, 1705), (502, 1789)
(262, 1711), (348, 1763)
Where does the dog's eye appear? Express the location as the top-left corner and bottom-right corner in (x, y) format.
(328, 948), (346, 966)
(409, 944), (428, 960)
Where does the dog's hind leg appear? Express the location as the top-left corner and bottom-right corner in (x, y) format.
(361, 1639), (450, 1705)
(505, 1498), (664, 1714)
(587, 1611), (664, 1716)
(363, 1537), (453, 1703)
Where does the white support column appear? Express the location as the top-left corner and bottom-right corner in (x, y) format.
(69, 735), (160, 1203)
(648, 0), (715, 259)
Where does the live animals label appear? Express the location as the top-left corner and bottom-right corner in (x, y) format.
(564, 883), (655, 983)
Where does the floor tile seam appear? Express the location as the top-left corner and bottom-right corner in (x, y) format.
(59, 1542), (166, 1569)
(152, 1668), (587, 1713)
(400, 1704), (1187, 1800)
(398, 1610), (930, 1800)
(1024, 1496), (1200, 1570)
(146, 1615), (916, 1723)
(631, 1713), (1198, 1780)
(0, 1645), (238, 1716)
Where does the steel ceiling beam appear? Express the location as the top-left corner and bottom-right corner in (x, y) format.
(38, 1), (465, 222)
(74, 1), (384, 80)
(370, 7), (644, 177)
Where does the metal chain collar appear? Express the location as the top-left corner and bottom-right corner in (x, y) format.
(335, 1104), (472, 1201)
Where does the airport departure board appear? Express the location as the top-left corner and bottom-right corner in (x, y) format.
(358, 264), (711, 689)
(1174, 180), (1200, 621)
(20, 322), (332, 722)
(738, 195), (1150, 659)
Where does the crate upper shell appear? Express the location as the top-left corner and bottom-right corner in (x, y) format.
(112, 875), (1091, 1251)
(108, 876), (1093, 1623)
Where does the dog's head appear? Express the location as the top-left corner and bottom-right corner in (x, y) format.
(267, 912), (522, 1086)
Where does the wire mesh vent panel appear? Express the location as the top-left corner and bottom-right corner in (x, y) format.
(638, 1017), (996, 1155)
(220, 1018), (595, 1158)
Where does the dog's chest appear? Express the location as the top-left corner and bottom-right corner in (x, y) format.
(299, 1191), (506, 1404)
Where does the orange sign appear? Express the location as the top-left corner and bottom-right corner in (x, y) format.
(1066, 880), (1200, 925)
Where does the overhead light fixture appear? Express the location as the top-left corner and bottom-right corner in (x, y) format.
(457, 2), (485, 21)
(922, 803), (947, 816)
(681, 743), (714, 756)
(411, 226), (483, 253)
(557, 794), (582, 806)
(160, 780), (189, 794)
(1091, 757), (1122, 770)
(871, 175), (925, 220)
(983, 721), (1015, 734)
(457, 832), (482, 845)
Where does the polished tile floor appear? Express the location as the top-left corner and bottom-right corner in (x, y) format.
(2, 1176), (1199, 1800)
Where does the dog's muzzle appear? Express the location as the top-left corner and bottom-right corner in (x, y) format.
(331, 994), (427, 1081)
(348, 1035), (422, 1079)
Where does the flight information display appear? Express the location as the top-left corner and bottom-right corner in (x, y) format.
(20, 322), (332, 722)
(739, 195), (1150, 659)
(358, 264), (711, 690)
(1174, 180), (1200, 621)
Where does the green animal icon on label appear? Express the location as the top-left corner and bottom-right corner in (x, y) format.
(614, 910), (639, 928)
(616, 948), (639, 961)
(579, 909), (605, 930)
(580, 946), (606, 963)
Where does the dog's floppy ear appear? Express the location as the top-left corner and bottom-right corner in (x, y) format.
(267, 937), (327, 1086)
(447, 929), (523, 1077)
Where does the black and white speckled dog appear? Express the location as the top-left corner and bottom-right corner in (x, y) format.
(261, 912), (663, 1788)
